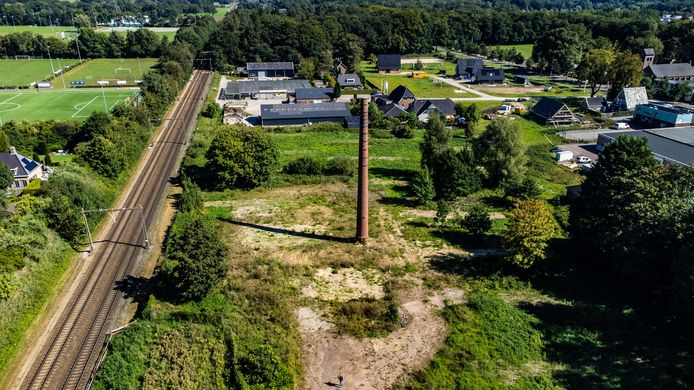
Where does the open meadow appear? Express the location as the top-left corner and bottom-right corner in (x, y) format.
(0, 58), (82, 87)
(62, 58), (158, 86)
(494, 43), (534, 59)
(360, 61), (476, 98)
(0, 89), (137, 122)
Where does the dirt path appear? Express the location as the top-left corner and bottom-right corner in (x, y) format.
(298, 288), (463, 389)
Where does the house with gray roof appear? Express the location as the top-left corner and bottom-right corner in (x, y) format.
(381, 103), (408, 118)
(645, 63), (694, 82)
(456, 58), (484, 79)
(532, 98), (576, 125)
(580, 96), (607, 113)
(0, 147), (44, 189)
(377, 54), (401, 74)
(337, 73), (362, 89)
(410, 99), (457, 121)
(246, 62), (295, 78)
(476, 68), (505, 84)
(388, 85), (416, 109)
(611, 87), (649, 111)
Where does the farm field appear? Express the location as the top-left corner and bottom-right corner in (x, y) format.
(0, 89), (137, 122)
(62, 58), (158, 86)
(360, 61), (475, 98)
(0, 58), (82, 86)
(0, 25), (77, 38)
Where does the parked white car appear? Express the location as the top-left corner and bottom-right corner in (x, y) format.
(576, 155), (592, 163)
(613, 122), (630, 130)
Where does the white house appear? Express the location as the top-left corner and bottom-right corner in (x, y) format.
(0, 147), (43, 189)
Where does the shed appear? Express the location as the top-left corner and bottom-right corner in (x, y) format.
(580, 96), (607, 113)
(514, 75), (531, 86)
(532, 97), (576, 125)
(377, 54), (401, 74)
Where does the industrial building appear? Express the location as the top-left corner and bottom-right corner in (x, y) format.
(633, 103), (694, 128)
(260, 102), (358, 127)
(223, 79), (311, 100)
(246, 62), (295, 78)
(597, 127), (694, 166)
(294, 88), (334, 103)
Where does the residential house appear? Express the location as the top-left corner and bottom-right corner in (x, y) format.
(294, 88), (334, 104)
(0, 147), (43, 189)
(388, 85), (416, 109)
(377, 54), (401, 74)
(644, 63), (694, 82)
(409, 99), (457, 122)
(246, 62), (295, 78)
(633, 103), (694, 128)
(580, 96), (607, 113)
(337, 73), (362, 89)
(532, 98), (576, 125)
(381, 103), (408, 118)
(476, 68), (505, 84)
(260, 102), (357, 127)
(455, 58), (484, 80)
(611, 87), (649, 111)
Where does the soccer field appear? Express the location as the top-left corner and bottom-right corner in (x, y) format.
(0, 58), (82, 87)
(0, 90), (137, 122)
(62, 58), (159, 87)
(0, 25), (77, 38)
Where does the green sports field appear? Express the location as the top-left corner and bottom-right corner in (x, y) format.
(62, 58), (159, 87)
(0, 25), (77, 38)
(0, 58), (82, 87)
(0, 90), (137, 122)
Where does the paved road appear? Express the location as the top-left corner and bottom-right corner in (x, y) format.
(11, 70), (212, 390)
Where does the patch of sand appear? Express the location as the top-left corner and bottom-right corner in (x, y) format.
(298, 288), (465, 389)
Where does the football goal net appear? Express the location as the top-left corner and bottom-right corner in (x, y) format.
(114, 67), (132, 75)
(14, 55), (31, 60)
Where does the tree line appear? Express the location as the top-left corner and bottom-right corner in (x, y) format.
(0, 0), (215, 27)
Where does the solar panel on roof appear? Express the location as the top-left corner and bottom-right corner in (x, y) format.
(21, 157), (39, 172)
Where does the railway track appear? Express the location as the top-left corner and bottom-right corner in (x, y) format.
(18, 70), (213, 390)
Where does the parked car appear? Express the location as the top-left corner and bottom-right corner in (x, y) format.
(613, 122), (630, 130)
(550, 146), (563, 153)
(517, 97), (528, 102)
(576, 155), (592, 163)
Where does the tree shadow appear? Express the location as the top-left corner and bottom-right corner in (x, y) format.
(220, 218), (355, 243)
(115, 275), (156, 318)
(370, 167), (414, 181)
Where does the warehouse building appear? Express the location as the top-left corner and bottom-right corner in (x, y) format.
(633, 103), (694, 128)
(246, 62), (295, 78)
(597, 127), (694, 166)
(223, 80), (311, 100)
(260, 102), (358, 127)
(294, 88), (334, 103)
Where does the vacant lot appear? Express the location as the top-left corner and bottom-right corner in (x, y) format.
(62, 58), (158, 86)
(360, 61), (475, 98)
(0, 59), (82, 86)
(0, 90), (136, 121)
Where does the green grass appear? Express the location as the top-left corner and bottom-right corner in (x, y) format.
(493, 44), (534, 59)
(0, 25), (77, 38)
(360, 61), (475, 98)
(214, 7), (230, 19)
(94, 27), (178, 41)
(0, 59), (82, 86)
(62, 58), (158, 86)
(0, 90), (137, 122)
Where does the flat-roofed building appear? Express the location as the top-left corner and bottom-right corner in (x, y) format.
(246, 62), (295, 78)
(634, 103), (694, 128)
(597, 127), (694, 166)
(260, 102), (357, 127)
(223, 79), (311, 100)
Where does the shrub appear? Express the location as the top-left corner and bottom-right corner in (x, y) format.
(435, 200), (451, 224)
(392, 124), (414, 139)
(331, 297), (400, 338)
(325, 156), (356, 176)
(201, 101), (221, 119)
(285, 157), (323, 175)
(0, 271), (17, 300)
(504, 176), (542, 199)
(460, 205), (492, 235)
(238, 344), (292, 388)
(410, 169), (435, 205)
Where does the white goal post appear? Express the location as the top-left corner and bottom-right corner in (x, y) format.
(114, 67), (132, 75)
(14, 55), (31, 60)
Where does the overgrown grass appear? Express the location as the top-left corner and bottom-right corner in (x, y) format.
(331, 294), (400, 338)
(360, 61), (476, 98)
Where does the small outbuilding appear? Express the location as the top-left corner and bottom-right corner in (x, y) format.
(532, 97), (576, 125)
(580, 96), (607, 113)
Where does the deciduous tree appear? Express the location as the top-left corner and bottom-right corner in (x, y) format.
(576, 48), (615, 97)
(503, 200), (556, 268)
(473, 117), (526, 187)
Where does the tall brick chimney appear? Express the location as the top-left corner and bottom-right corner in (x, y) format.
(356, 98), (369, 242)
